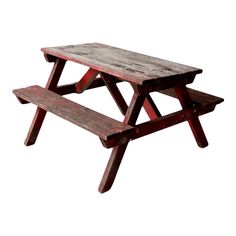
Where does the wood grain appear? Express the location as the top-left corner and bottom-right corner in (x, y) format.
(13, 85), (135, 146)
(42, 43), (202, 85)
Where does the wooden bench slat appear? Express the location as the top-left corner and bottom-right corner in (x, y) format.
(13, 86), (135, 143)
(158, 87), (224, 108)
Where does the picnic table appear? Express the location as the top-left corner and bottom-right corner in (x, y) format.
(13, 43), (223, 193)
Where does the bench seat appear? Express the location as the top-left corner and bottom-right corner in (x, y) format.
(13, 85), (135, 148)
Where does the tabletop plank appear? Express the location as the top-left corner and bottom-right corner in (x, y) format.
(42, 43), (202, 85)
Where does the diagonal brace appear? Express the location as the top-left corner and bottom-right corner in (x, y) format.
(75, 68), (100, 93)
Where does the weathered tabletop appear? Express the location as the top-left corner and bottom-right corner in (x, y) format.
(42, 43), (202, 85)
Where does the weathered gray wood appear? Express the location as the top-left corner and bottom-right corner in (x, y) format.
(13, 85), (135, 146)
(42, 43), (202, 85)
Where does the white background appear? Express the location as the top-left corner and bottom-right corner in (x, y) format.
(0, 0), (235, 235)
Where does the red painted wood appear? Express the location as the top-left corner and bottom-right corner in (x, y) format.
(98, 143), (128, 193)
(44, 53), (57, 62)
(174, 86), (208, 148)
(24, 58), (66, 146)
(100, 75), (162, 119)
(24, 107), (47, 146)
(42, 43), (202, 85)
(53, 78), (221, 119)
(159, 87), (224, 108)
(124, 92), (146, 125)
(133, 108), (197, 139)
(20, 78), (224, 111)
(13, 85), (135, 146)
(46, 58), (66, 90)
(99, 91), (145, 193)
(143, 94), (162, 119)
(54, 82), (77, 95)
(13, 43), (224, 193)
(86, 76), (121, 90)
(100, 73), (128, 115)
(75, 68), (99, 93)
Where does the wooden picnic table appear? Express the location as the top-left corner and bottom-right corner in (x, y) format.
(13, 43), (223, 193)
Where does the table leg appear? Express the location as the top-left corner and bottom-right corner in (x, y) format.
(24, 58), (66, 146)
(174, 86), (208, 148)
(98, 91), (145, 193)
(143, 94), (162, 119)
(101, 73), (161, 119)
(130, 84), (161, 119)
(123, 92), (146, 125)
(101, 73), (128, 115)
(98, 143), (128, 193)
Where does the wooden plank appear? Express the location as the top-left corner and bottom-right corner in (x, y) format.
(159, 87), (224, 108)
(42, 43), (202, 85)
(13, 85), (135, 145)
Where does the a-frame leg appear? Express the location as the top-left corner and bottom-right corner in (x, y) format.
(143, 94), (162, 119)
(98, 143), (128, 193)
(98, 91), (145, 193)
(101, 73), (161, 119)
(24, 58), (66, 146)
(76, 68), (99, 93)
(100, 73), (128, 115)
(175, 86), (208, 148)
